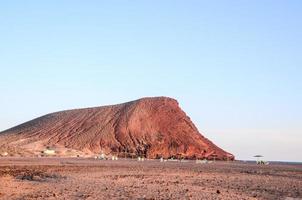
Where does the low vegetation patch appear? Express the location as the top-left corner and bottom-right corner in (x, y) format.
(0, 167), (64, 182)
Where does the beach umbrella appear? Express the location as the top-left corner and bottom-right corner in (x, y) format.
(254, 155), (263, 163)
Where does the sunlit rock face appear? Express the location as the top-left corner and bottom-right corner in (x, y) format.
(0, 97), (234, 160)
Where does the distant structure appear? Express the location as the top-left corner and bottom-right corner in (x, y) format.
(42, 147), (56, 156)
(99, 153), (106, 160)
(138, 157), (145, 162)
(196, 159), (209, 164)
(0, 152), (8, 157)
(211, 153), (218, 162)
(111, 155), (118, 161)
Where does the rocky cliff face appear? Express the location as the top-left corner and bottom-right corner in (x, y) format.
(0, 97), (234, 160)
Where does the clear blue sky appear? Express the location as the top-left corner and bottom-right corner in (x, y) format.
(1, 1), (301, 161)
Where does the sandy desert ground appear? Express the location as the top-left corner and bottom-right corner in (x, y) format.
(0, 158), (301, 200)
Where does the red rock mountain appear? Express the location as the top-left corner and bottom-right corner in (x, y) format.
(0, 97), (234, 160)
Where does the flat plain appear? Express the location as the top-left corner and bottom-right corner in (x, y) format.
(0, 158), (301, 200)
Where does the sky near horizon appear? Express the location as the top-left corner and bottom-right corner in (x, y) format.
(1, 1), (302, 161)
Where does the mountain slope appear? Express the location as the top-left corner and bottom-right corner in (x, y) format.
(0, 97), (234, 160)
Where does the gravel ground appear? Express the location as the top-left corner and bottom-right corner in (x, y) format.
(0, 158), (301, 200)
